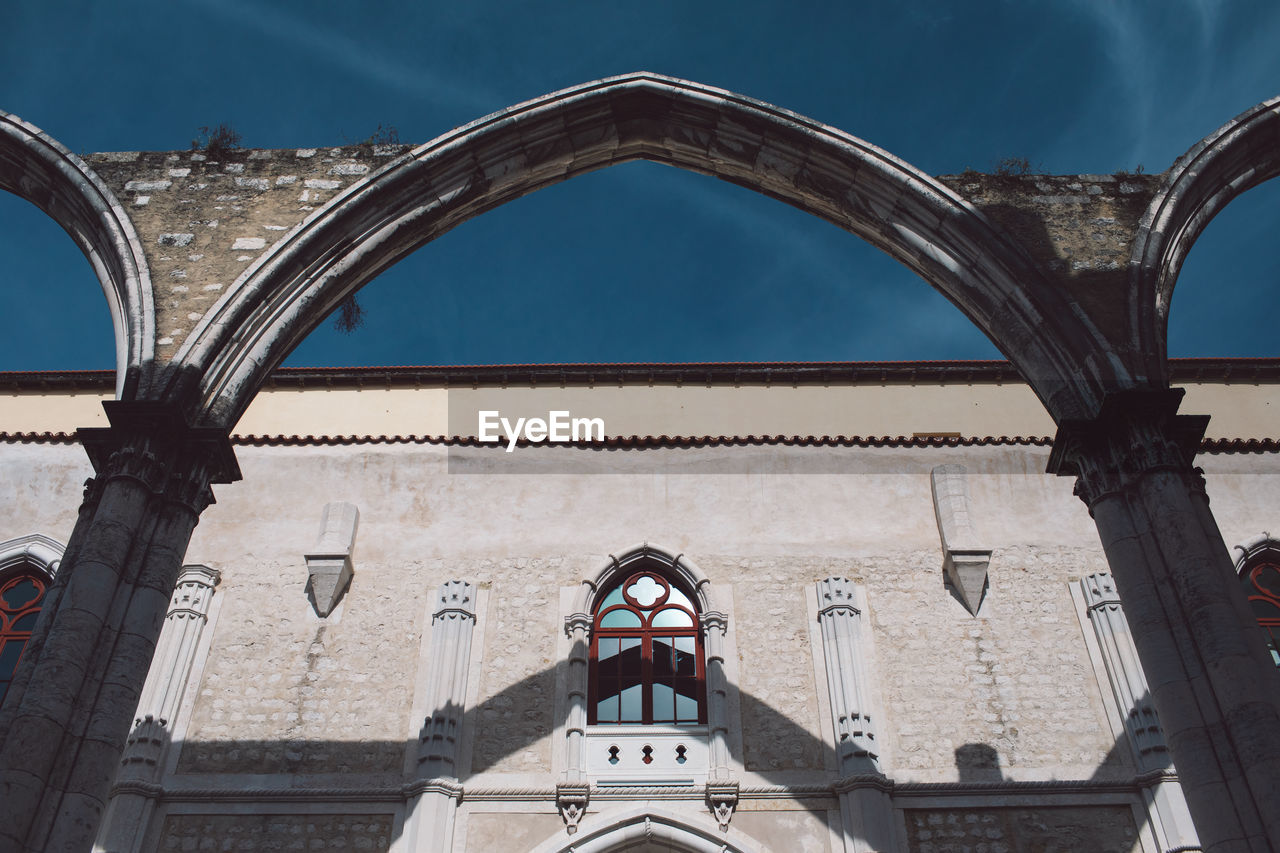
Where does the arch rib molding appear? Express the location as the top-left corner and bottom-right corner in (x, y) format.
(174, 73), (1124, 428)
(1130, 94), (1280, 381)
(0, 111), (154, 398)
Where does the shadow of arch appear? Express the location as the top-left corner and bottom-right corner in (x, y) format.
(1130, 94), (1280, 379)
(0, 111), (154, 397)
(166, 657), (1180, 852)
(171, 72), (1124, 429)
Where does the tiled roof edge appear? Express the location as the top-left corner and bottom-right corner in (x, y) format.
(3, 358), (1279, 391)
(3, 431), (1275, 453)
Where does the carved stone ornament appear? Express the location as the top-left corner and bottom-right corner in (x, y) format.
(304, 502), (359, 617)
(705, 780), (739, 831)
(1046, 389), (1209, 511)
(556, 781), (590, 834)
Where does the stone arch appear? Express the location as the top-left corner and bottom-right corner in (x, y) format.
(173, 72), (1126, 428)
(1130, 95), (1280, 379)
(0, 533), (63, 582)
(0, 111), (154, 398)
(527, 805), (762, 853)
(573, 541), (716, 616)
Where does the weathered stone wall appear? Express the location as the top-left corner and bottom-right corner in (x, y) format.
(903, 805), (1140, 853)
(159, 813), (394, 852)
(88, 144), (406, 359)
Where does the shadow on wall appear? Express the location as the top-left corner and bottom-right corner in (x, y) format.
(152, 664), (1170, 853)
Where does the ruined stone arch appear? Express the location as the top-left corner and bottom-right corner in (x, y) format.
(1130, 94), (1280, 379)
(172, 72), (1129, 429)
(0, 111), (154, 398)
(527, 805), (763, 853)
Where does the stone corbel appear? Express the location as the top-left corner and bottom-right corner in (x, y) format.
(705, 780), (739, 831)
(930, 465), (992, 615)
(304, 502), (359, 617)
(556, 781), (590, 834)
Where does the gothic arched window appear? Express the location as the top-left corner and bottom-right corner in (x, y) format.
(589, 568), (706, 725)
(0, 570), (48, 706)
(1240, 554), (1280, 668)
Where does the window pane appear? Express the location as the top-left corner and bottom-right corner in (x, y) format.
(653, 636), (675, 677)
(673, 637), (696, 676)
(600, 586), (626, 610)
(675, 685), (699, 722)
(12, 612), (37, 631)
(0, 638), (24, 674)
(600, 609), (642, 628)
(2, 579), (39, 610)
(597, 693), (619, 723)
(665, 585), (695, 611)
(652, 683), (675, 722)
(598, 637), (620, 661)
(619, 684), (643, 722)
(618, 637), (642, 678)
(651, 607), (693, 628)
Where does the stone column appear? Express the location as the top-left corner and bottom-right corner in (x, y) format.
(700, 610), (738, 830)
(558, 611), (592, 832)
(402, 581), (477, 853)
(0, 401), (237, 853)
(1080, 572), (1199, 851)
(95, 565), (222, 853)
(1050, 389), (1280, 853)
(815, 578), (895, 853)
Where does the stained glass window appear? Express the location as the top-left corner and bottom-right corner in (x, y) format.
(0, 571), (48, 706)
(589, 569), (705, 725)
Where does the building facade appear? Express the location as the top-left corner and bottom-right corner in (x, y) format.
(3, 361), (1277, 852)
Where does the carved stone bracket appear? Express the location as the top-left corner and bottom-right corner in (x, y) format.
(705, 780), (739, 831)
(304, 502), (359, 617)
(930, 465), (992, 615)
(556, 781), (590, 834)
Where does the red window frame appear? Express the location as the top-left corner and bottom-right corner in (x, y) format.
(588, 568), (706, 725)
(0, 570), (49, 707)
(1241, 557), (1280, 668)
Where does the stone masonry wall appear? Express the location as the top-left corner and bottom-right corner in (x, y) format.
(159, 814), (394, 852)
(903, 805), (1140, 853)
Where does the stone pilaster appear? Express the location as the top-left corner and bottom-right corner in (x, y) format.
(1050, 388), (1280, 853)
(700, 610), (731, 782)
(1080, 572), (1199, 851)
(815, 578), (895, 853)
(0, 400), (237, 853)
(562, 611), (592, 785)
(96, 565), (222, 853)
(402, 580), (477, 853)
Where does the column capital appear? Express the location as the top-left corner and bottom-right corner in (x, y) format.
(1046, 389), (1209, 509)
(816, 577), (861, 621)
(77, 400), (241, 515)
(564, 612), (592, 638)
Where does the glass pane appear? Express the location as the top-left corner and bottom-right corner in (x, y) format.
(600, 586), (626, 610)
(653, 636), (675, 677)
(652, 607), (693, 628)
(598, 637), (619, 661)
(618, 637), (643, 678)
(675, 686), (699, 722)
(673, 637), (696, 676)
(665, 585), (695, 611)
(600, 609), (642, 628)
(1251, 564), (1280, 597)
(626, 574), (665, 608)
(652, 683), (675, 722)
(2, 579), (39, 610)
(597, 693), (619, 722)
(12, 612), (37, 631)
(0, 639), (24, 674)
(619, 683), (643, 722)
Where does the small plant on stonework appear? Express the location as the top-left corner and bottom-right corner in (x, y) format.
(993, 156), (1032, 177)
(365, 124), (401, 146)
(332, 293), (366, 333)
(192, 123), (242, 156)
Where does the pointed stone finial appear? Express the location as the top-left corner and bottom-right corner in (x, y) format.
(931, 465), (992, 615)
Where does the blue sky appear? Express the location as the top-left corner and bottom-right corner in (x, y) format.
(1, 0), (1277, 370)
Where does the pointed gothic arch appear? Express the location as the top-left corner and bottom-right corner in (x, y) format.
(171, 72), (1126, 428)
(1130, 95), (1280, 380)
(0, 111), (154, 397)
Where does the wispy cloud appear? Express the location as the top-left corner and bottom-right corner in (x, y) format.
(184, 0), (502, 113)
